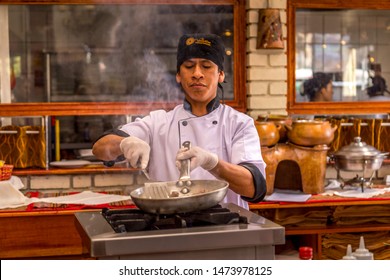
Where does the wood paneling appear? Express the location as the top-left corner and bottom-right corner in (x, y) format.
(0, 211), (88, 259)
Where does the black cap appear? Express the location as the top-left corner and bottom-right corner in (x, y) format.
(176, 34), (225, 72)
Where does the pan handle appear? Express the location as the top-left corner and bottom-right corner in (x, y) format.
(103, 154), (126, 167)
(179, 141), (191, 181)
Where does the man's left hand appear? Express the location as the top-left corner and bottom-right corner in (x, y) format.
(176, 146), (218, 171)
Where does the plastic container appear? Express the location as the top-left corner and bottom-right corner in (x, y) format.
(299, 246), (313, 260)
(342, 244), (357, 260)
(352, 236), (374, 260)
(0, 164), (13, 181)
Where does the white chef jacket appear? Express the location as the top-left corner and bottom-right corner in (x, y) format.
(120, 104), (266, 209)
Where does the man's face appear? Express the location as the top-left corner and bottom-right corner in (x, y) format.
(176, 58), (225, 106)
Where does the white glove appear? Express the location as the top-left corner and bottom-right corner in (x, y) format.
(176, 146), (218, 171)
(119, 136), (150, 169)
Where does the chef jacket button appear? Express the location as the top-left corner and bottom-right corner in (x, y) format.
(182, 121), (188, 126)
(212, 120), (218, 125)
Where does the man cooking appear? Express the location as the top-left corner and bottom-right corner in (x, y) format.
(92, 33), (266, 209)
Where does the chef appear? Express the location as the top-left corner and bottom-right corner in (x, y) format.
(92, 33), (267, 209)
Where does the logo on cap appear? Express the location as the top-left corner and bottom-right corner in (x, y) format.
(186, 37), (211, 47)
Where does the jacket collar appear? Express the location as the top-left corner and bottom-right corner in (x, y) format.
(183, 96), (221, 114)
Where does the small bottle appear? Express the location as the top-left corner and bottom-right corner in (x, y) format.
(352, 236), (374, 260)
(299, 246), (313, 260)
(342, 244), (357, 260)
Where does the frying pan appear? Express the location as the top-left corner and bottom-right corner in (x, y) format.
(129, 141), (229, 214)
(130, 180), (229, 214)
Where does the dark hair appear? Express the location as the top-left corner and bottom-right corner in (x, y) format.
(302, 72), (332, 101)
(367, 75), (389, 97)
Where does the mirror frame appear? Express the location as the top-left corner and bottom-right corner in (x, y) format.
(0, 0), (246, 117)
(287, 0), (390, 115)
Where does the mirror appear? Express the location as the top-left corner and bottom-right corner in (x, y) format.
(287, 0), (390, 115)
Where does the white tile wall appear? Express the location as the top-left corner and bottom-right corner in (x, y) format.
(94, 173), (135, 187)
(246, 0), (288, 118)
(269, 53), (287, 66)
(247, 53), (268, 66)
(247, 81), (268, 96)
(246, 0), (267, 9)
(248, 95), (287, 109)
(19, 172), (146, 193)
(269, 82), (287, 95)
(248, 67), (287, 81)
(30, 175), (71, 190)
(268, 0), (287, 9)
(73, 175), (93, 189)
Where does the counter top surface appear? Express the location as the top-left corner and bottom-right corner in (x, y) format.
(1, 187), (390, 215)
(2, 190), (390, 259)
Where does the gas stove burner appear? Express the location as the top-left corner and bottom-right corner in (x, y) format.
(102, 204), (248, 233)
(75, 203), (285, 259)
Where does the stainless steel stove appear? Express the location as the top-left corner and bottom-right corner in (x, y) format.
(74, 203), (284, 260)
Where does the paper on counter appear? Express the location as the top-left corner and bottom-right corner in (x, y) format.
(265, 188), (312, 202)
(0, 176), (132, 209)
(322, 179), (390, 198)
(0, 176), (35, 209)
(37, 191), (131, 205)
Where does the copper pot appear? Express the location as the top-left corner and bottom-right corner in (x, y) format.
(285, 120), (337, 146)
(255, 121), (281, 147)
(257, 114), (292, 143)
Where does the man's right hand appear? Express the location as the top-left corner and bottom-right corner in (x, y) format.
(119, 136), (150, 169)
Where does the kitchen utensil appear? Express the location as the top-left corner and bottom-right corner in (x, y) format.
(332, 136), (389, 172)
(257, 114), (292, 143)
(176, 141), (191, 194)
(255, 121), (281, 147)
(130, 141), (229, 214)
(331, 136), (389, 191)
(285, 119), (337, 146)
(141, 169), (151, 180)
(49, 160), (91, 168)
(130, 179), (229, 214)
(139, 141), (191, 194)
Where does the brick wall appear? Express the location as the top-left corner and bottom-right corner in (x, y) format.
(246, 0), (288, 119)
(18, 171), (146, 195)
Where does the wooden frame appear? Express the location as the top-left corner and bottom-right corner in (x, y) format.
(287, 0), (390, 115)
(0, 0), (247, 116)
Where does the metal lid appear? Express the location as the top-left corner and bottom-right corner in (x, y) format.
(335, 136), (381, 157)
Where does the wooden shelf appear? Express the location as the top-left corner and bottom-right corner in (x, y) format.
(250, 197), (390, 260)
(250, 198), (390, 209)
(285, 224), (390, 235)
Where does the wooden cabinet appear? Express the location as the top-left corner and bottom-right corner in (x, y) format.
(250, 199), (390, 260)
(2, 198), (390, 259)
(0, 210), (90, 259)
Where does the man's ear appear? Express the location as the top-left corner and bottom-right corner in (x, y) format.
(218, 71), (225, 83)
(176, 72), (181, 84)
